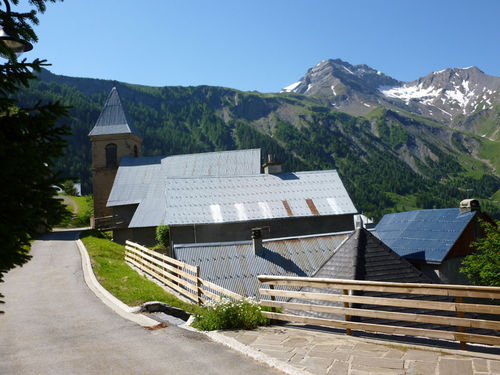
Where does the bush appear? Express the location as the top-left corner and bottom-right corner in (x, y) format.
(156, 225), (170, 248)
(460, 220), (500, 286)
(61, 180), (78, 196)
(192, 297), (269, 331)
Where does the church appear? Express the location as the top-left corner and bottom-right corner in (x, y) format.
(89, 87), (359, 248)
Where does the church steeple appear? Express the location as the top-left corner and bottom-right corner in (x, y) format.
(89, 87), (143, 224)
(89, 86), (141, 138)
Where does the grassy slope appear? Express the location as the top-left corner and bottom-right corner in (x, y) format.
(80, 230), (199, 314)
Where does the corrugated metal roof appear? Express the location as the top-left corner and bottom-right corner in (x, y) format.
(88, 87), (142, 137)
(173, 232), (350, 298)
(375, 208), (476, 263)
(161, 170), (357, 226)
(107, 156), (162, 207)
(127, 149), (262, 227)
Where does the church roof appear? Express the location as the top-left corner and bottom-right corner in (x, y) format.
(108, 149), (261, 212)
(88, 87), (142, 137)
(129, 169), (357, 227)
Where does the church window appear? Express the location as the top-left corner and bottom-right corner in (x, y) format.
(134, 145), (138, 157)
(105, 143), (117, 168)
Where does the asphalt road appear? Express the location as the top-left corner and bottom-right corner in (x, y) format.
(0, 230), (281, 375)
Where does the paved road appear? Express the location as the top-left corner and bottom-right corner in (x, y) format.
(0, 230), (281, 375)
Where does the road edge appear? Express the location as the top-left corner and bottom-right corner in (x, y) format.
(76, 237), (158, 327)
(75, 234), (309, 374)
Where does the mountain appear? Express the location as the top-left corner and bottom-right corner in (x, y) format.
(14, 66), (500, 220)
(282, 59), (500, 141)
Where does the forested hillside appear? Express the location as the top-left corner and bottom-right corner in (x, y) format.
(15, 69), (500, 220)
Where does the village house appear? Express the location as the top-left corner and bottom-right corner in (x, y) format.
(375, 200), (495, 284)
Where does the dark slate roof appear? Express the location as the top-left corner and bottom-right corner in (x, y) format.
(88, 87), (142, 137)
(375, 208), (476, 263)
(312, 228), (432, 283)
(173, 231), (351, 298)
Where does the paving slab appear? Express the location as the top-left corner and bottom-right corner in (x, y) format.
(218, 325), (500, 375)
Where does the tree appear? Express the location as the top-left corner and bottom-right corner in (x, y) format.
(460, 220), (500, 286)
(61, 180), (78, 196)
(0, 0), (68, 310)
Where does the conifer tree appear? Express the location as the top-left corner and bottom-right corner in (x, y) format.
(0, 0), (68, 308)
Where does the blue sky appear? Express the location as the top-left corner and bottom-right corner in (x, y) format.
(20, 0), (500, 92)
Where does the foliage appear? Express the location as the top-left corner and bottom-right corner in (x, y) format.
(61, 179), (78, 196)
(71, 195), (92, 227)
(192, 297), (269, 331)
(14, 64), (500, 220)
(155, 224), (170, 249)
(80, 230), (199, 314)
(0, 0), (68, 311)
(460, 220), (500, 286)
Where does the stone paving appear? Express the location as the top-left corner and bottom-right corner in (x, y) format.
(220, 325), (500, 375)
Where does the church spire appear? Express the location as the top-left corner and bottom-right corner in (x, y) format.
(89, 87), (141, 138)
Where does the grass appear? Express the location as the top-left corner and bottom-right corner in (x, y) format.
(478, 139), (500, 175)
(80, 230), (199, 314)
(58, 195), (93, 228)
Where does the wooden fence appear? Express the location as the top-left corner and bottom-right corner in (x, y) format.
(125, 240), (241, 305)
(258, 275), (500, 349)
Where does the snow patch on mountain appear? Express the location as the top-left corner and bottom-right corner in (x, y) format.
(282, 81), (302, 93)
(379, 84), (442, 105)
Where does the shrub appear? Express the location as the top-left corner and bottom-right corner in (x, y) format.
(61, 180), (78, 196)
(192, 297), (269, 331)
(156, 225), (170, 248)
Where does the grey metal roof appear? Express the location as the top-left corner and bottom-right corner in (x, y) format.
(127, 149), (262, 227)
(107, 156), (163, 207)
(173, 231), (350, 298)
(375, 208), (476, 263)
(162, 170), (357, 226)
(161, 149), (261, 177)
(88, 87), (142, 137)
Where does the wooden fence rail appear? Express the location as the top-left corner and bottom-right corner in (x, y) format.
(258, 275), (500, 350)
(125, 241), (241, 305)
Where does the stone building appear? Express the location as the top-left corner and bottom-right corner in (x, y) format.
(89, 87), (142, 223)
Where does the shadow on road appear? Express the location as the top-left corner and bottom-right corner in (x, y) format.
(36, 229), (82, 242)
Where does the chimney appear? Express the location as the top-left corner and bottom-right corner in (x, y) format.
(251, 228), (263, 256)
(459, 199), (481, 214)
(263, 154), (282, 174)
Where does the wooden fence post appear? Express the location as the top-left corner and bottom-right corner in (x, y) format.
(456, 296), (466, 350)
(196, 265), (202, 306)
(343, 289), (351, 336)
(269, 283), (277, 324)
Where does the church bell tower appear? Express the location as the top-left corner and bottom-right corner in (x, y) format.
(88, 87), (142, 224)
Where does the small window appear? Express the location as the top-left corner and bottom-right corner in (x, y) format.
(134, 145), (138, 157)
(105, 143), (117, 168)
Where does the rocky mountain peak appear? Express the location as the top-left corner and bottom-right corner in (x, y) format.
(281, 59), (399, 97)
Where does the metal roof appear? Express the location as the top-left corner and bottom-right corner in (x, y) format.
(88, 87), (142, 137)
(173, 231), (350, 298)
(107, 156), (163, 207)
(127, 149), (262, 227)
(161, 149), (261, 177)
(375, 208), (476, 263)
(161, 170), (357, 226)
